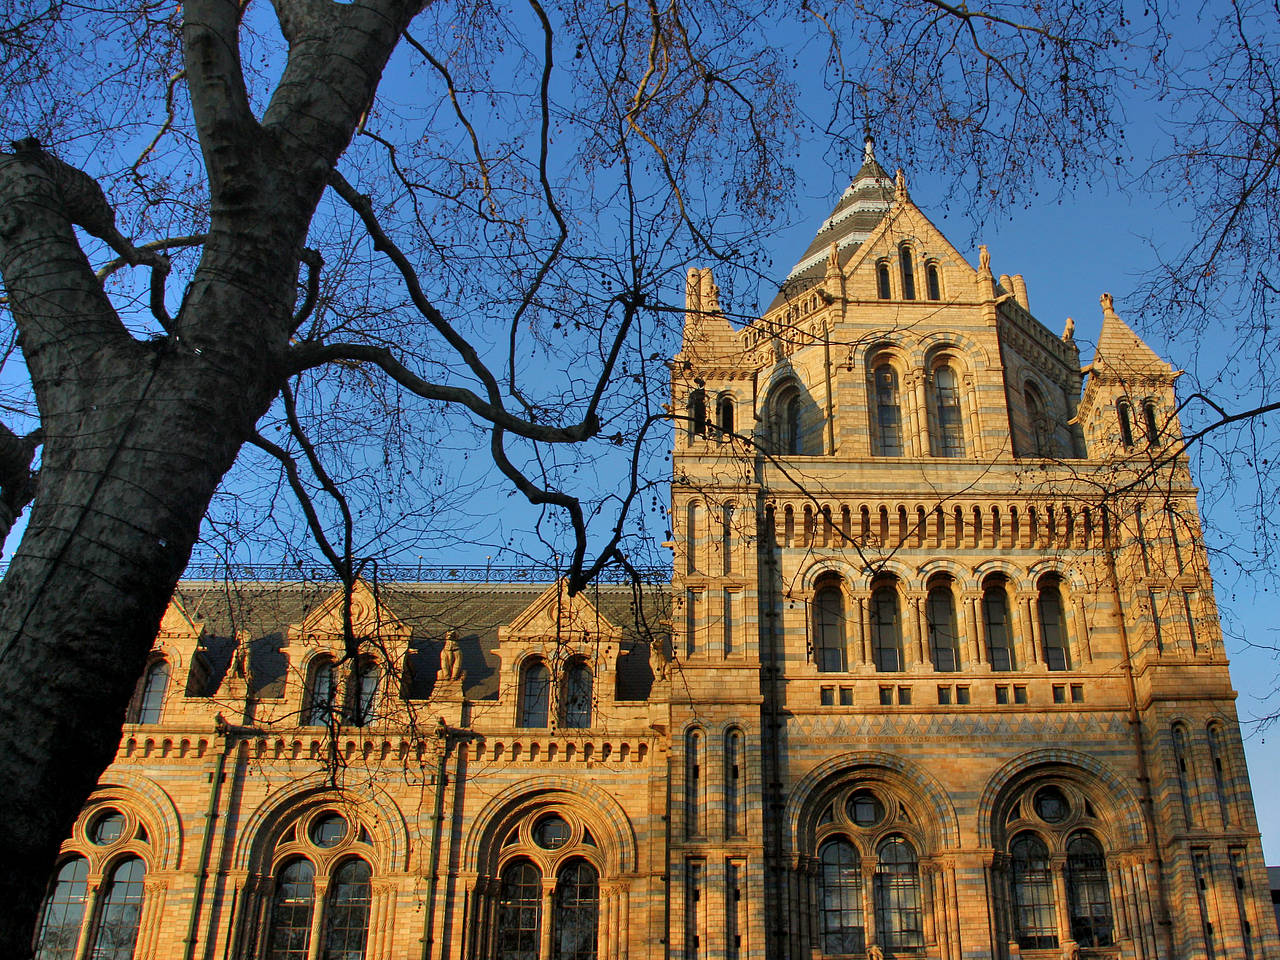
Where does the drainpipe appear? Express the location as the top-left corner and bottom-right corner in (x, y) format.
(184, 721), (230, 960)
(423, 721), (459, 960)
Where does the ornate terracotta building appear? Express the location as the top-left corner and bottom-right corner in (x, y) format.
(32, 150), (1279, 960)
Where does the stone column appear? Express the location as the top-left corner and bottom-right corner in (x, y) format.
(969, 597), (987, 669)
(963, 374), (981, 457)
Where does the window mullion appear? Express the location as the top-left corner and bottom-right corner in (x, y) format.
(1050, 857), (1072, 950)
(70, 879), (102, 960)
(308, 878), (329, 960)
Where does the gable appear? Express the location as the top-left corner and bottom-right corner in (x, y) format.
(503, 579), (622, 642)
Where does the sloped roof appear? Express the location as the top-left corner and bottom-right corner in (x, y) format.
(1093, 297), (1173, 377)
(173, 581), (670, 703)
(766, 147), (895, 312)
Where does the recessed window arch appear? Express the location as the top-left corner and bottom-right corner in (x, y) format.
(305, 657), (336, 727)
(33, 857), (89, 960)
(497, 858), (542, 960)
(688, 388), (707, 439)
(560, 658), (592, 729)
(1116, 398), (1134, 446)
(1207, 721), (1233, 826)
(873, 835), (924, 952)
(876, 260), (891, 299)
(554, 858), (600, 960)
(724, 727), (746, 838)
(1142, 398), (1160, 444)
(1173, 722), (1196, 826)
(818, 837), (865, 954)
(774, 383), (804, 455)
(925, 261), (941, 301)
(931, 362), (965, 457)
(813, 576), (847, 673)
(716, 394), (734, 436)
(346, 659), (380, 727)
(1066, 832), (1114, 947)
(1010, 833), (1057, 949)
(519, 658), (551, 728)
(871, 363), (904, 457)
(899, 244), (916, 300)
(926, 578), (960, 672)
(982, 576), (1015, 671)
(1037, 576), (1070, 671)
(870, 580), (903, 672)
(685, 728), (705, 838)
(133, 659), (169, 724)
(1024, 382), (1052, 457)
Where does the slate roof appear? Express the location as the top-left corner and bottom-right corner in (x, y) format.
(173, 581), (671, 704)
(765, 151), (895, 312)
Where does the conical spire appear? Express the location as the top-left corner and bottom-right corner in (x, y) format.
(1093, 293), (1172, 377)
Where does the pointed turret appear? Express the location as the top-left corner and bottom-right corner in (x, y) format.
(767, 137), (895, 310)
(1093, 292), (1173, 377)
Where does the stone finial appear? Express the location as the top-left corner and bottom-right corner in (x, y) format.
(863, 135), (876, 165)
(1062, 316), (1075, 341)
(1100, 291), (1117, 320)
(700, 268), (722, 316)
(685, 268), (702, 315)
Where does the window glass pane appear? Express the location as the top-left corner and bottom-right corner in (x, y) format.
(267, 859), (315, 960)
(87, 857), (145, 960)
(349, 664), (379, 727)
(136, 662), (168, 724)
(1011, 834), (1058, 949)
(877, 262), (891, 299)
(497, 860), (542, 960)
(309, 813), (347, 849)
(520, 662), (550, 728)
(307, 661), (334, 726)
(322, 859), (372, 960)
(874, 836), (923, 952)
(1118, 399), (1134, 445)
(554, 860), (599, 960)
(871, 587), (901, 672)
(899, 246), (916, 300)
(561, 662), (592, 728)
(818, 838), (864, 954)
(34, 857), (89, 960)
(984, 584), (1013, 671)
(926, 263), (941, 301)
(814, 586), (846, 672)
(534, 815), (571, 850)
(1066, 834), (1113, 947)
(846, 790), (883, 827)
(91, 810), (126, 845)
(875, 367), (903, 456)
(935, 366), (964, 457)
(1038, 583), (1069, 671)
(927, 587), (959, 671)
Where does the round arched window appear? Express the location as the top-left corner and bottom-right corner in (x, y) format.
(1033, 785), (1070, 824)
(90, 809), (126, 845)
(846, 790), (885, 827)
(309, 812), (348, 848)
(534, 814), (572, 850)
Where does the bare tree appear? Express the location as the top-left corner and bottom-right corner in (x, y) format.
(0, 0), (1135, 947)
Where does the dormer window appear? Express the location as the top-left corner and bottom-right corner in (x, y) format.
(347, 660), (380, 727)
(133, 660), (169, 724)
(561, 659), (593, 728)
(519, 658), (551, 728)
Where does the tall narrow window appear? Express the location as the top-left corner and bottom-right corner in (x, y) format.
(1117, 399), (1134, 446)
(1010, 833), (1057, 949)
(684, 859), (703, 960)
(689, 389), (707, 438)
(899, 245), (916, 300)
(1193, 852), (1216, 960)
(1143, 399), (1160, 444)
(348, 662), (380, 727)
(925, 262), (941, 301)
(874, 366), (903, 456)
(726, 860), (744, 960)
(135, 660), (169, 724)
(716, 395), (734, 436)
(306, 659), (335, 726)
(784, 392), (802, 455)
(1173, 724), (1195, 826)
(685, 730), (704, 838)
(1066, 833), (1113, 947)
(497, 859), (542, 960)
(876, 261), (891, 299)
(722, 504), (735, 575)
(33, 858), (89, 960)
(561, 660), (592, 729)
(926, 585), (960, 672)
(983, 580), (1014, 671)
(686, 502), (701, 575)
(86, 857), (144, 958)
(519, 660), (551, 728)
(874, 836), (923, 952)
(1207, 724), (1232, 826)
(1024, 384), (1052, 456)
(554, 860), (599, 960)
(323, 859), (372, 960)
(1229, 848), (1257, 960)
(725, 728), (745, 837)
(267, 858), (315, 960)
(933, 365), (964, 457)
(870, 584), (902, 672)
(1038, 579), (1070, 671)
(813, 582), (847, 673)
(818, 838), (864, 955)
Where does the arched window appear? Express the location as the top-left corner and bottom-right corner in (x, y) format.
(685, 729), (704, 838)
(716, 395), (734, 436)
(1173, 723), (1196, 826)
(873, 365), (903, 457)
(347, 661), (380, 727)
(813, 581), (847, 673)
(33, 857), (88, 960)
(983, 578), (1015, 671)
(899, 245), (916, 300)
(926, 262), (941, 301)
(267, 858), (316, 960)
(818, 838), (864, 954)
(1038, 578), (1070, 671)
(870, 583), (902, 672)
(926, 583), (960, 672)
(134, 660), (169, 724)
(1024, 383), (1052, 456)
(1010, 833), (1057, 949)
(725, 728), (745, 838)
(86, 856), (145, 960)
(876, 261), (891, 299)
(1066, 833), (1114, 947)
(561, 660), (592, 728)
(686, 501), (701, 575)
(554, 859), (599, 960)
(306, 659), (335, 727)
(323, 859), (372, 960)
(688, 389), (707, 438)
(1143, 399), (1160, 444)
(874, 836), (924, 952)
(1117, 398), (1134, 446)
(519, 659), (551, 728)
(933, 365), (964, 457)
(783, 391), (803, 455)
(1207, 723), (1232, 825)
(497, 859), (542, 960)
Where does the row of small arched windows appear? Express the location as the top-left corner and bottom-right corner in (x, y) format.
(875, 245), (942, 302)
(1117, 396), (1162, 447)
(811, 572), (1071, 674)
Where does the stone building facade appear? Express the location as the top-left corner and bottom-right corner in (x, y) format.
(32, 151), (1279, 960)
